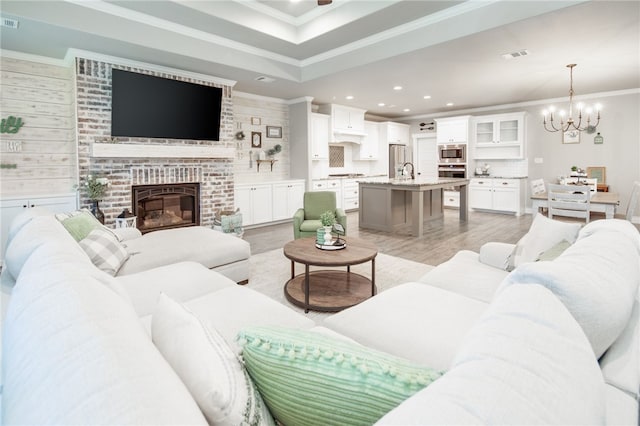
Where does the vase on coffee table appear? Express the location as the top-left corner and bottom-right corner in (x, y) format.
(323, 226), (333, 245)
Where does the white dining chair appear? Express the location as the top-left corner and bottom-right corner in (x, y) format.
(547, 183), (591, 223)
(530, 178), (545, 195)
(625, 181), (640, 222)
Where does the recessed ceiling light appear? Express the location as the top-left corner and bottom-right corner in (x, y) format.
(378, 103), (385, 107)
(393, 86), (403, 91)
(389, 104), (396, 108)
(403, 108), (410, 112)
(345, 95), (354, 100)
(423, 95), (431, 99)
(446, 102), (454, 107)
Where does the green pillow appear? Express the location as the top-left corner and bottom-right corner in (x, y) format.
(61, 211), (104, 241)
(536, 239), (572, 262)
(237, 326), (443, 426)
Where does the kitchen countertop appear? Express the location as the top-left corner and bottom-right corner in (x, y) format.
(358, 177), (469, 187)
(313, 174), (387, 180)
(471, 175), (528, 179)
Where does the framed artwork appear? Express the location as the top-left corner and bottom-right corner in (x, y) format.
(251, 131), (262, 148)
(563, 129), (580, 144)
(587, 166), (606, 184)
(266, 126), (282, 138)
(251, 117), (261, 126)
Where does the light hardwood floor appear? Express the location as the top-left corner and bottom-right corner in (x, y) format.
(244, 209), (535, 266)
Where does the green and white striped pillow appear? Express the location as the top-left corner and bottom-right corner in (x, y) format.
(238, 326), (444, 426)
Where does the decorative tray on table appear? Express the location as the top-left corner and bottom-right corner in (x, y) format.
(315, 240), (346, 250)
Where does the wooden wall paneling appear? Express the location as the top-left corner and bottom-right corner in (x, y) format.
(0, 57), (71, 78)
(0, 57), (76, 197)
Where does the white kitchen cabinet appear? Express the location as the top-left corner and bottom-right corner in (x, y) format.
(235, 183), (273, 226)
(272, 180), (305, 221)
(435, 116), (470, 144)
(473, 112), (526, 159)
(1, 193), (78, 264)
(356, 121), (380, 160)
(310, 113), (329, 160)
(379, 122), (410, 145)
(443, 190), (461, 208)
(319, 104), (366, 135)
(342, 179), (360, 210)
(469, 178), (524, 215)
(311, 179), (343, 209)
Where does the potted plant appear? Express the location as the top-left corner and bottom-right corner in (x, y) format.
(77, 174), (109, 223)
(266, 144), (282, 158)
(320, 210), (336, 244)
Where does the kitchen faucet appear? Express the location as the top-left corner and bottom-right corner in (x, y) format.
(403, 162), (415, 180)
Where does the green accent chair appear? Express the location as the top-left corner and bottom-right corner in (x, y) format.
(293, 191), (347, 239)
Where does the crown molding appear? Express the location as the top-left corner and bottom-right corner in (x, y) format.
(0, 49), (68, 67)
(64, 0), (299, 66)
(403, 88), (640, 121)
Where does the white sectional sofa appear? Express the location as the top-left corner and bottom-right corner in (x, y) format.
(1, 208), (639, 425)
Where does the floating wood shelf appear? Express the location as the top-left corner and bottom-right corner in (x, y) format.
(257, 159), (277, 172)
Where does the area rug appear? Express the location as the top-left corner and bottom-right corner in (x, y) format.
(246, 249), (434, 321)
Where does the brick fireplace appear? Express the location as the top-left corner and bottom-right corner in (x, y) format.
(74, 56), (236, 227)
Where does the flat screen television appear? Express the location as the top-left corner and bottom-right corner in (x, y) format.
(111, 69), (222, 141)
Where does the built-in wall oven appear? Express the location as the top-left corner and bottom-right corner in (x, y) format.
(438, 144), (466, 164)
(438, 164), (467, 178)
(438, 145), (467, 209)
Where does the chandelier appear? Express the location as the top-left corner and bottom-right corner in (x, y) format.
(542, 64), (601, 133)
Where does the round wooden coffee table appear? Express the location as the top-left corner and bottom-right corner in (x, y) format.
(283, 237), (378, 313)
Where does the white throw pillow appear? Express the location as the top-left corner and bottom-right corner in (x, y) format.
(507, 214), (581, 271)
(152, 293), (275, 426)
(378, 284), (606, 425)
(79, 227), (129, 276)
(500, 228), (639, 358)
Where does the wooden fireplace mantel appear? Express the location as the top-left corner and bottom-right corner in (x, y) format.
(90, 142), (235, 159)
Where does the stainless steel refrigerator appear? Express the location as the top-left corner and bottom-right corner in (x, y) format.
(389, 144), (412, 178)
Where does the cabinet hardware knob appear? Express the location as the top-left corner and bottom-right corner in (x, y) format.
(23, 205), (27, 208)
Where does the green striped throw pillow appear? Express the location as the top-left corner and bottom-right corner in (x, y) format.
(237, 326), (443, 426)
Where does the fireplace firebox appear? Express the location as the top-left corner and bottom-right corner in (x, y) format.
(132, 183), (200, 233)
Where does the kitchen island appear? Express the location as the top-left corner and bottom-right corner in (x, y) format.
(358, 177), (469, 237)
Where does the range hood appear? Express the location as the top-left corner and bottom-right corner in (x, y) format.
(331, 131), (366, 144)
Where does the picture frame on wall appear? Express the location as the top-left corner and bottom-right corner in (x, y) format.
(587, 166), (606, 184)
(266, 126), (282, 138)
(251, 117), (261, 126)
(563, 130), (580, 144)
(251, 131), (262, 148)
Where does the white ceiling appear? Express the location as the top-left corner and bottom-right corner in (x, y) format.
(1, 0), (638, 119)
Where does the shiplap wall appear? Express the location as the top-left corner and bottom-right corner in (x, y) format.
(233, 92), (290, 184)
(0, 57), (76, 196)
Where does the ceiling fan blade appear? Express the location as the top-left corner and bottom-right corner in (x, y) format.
(318, 0), (332, 5)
